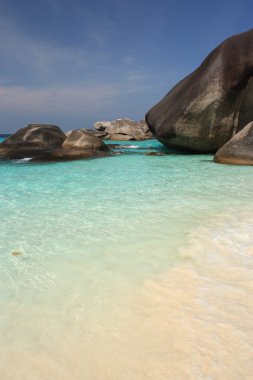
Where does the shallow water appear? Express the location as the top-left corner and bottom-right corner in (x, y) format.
(0, 139), (253, 379)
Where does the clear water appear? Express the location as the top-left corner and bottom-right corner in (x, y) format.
(1, 138), (253, 379)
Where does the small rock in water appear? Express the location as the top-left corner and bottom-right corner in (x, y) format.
(11, 250), (23, 256)
(145, 152), (166, 156)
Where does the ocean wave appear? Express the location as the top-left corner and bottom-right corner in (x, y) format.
(118, 144), (140, 149)
(13, 157), (32, 163)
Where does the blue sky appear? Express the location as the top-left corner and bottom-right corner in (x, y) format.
(0, 0), (252, 132)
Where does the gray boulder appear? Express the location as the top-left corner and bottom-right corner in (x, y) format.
(0, 124), (66, 159)
(146, 28), (253, 152)
(62, 129), (109, 151)
(3, 124), (66, 147)
(214, 121), (253, 165)
(92, 121), (110, 132)
(93, 118), (151, 140)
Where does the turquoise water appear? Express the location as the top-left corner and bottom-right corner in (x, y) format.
(1, 138), (253, 379)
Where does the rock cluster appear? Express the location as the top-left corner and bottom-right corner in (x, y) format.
(145, 28), (253, 160)
(3, 27), (253, 166)
(93, 118), (152, 140)
(0, 124), (110, 161)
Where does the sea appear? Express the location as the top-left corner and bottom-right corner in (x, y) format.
(1, 135), (253, 380)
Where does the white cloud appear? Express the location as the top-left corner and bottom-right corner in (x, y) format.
(0, 85), (114, 112)
(0, 81), (156, 132)
(0, 80), (154, 114)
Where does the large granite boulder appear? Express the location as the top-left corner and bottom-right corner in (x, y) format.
(62, 129), (109, 151)
(3, 124), (66, 147)
(0, 124), (66, 159)
(93, 119), (152, 140)
(145, 28), (253, 153)
(214, 121), (253, 165)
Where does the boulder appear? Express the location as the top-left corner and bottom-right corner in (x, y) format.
(214, 121), (253, 165)
(93, 121), (111, 132)
(93, 119), (151, 140)
(145, 28), (253, 152)
(0, 124), (66, 159)
(109, 134), (135, 141)
(62, 129), (109, 151)
(2, 124), (66, 147)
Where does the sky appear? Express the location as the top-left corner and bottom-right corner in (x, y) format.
(0, 0), (252, 133)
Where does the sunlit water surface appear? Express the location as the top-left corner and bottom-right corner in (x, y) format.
(0, 138), (253, 379)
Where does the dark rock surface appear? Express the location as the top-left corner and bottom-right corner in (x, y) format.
(0, 124), (66, 159)
(145, 152), (167, 156)
(3, 124), (66, 147)
(214, 121), (253, 165)
(146, 28), (253, 153)
(31, 148), (110, 162)
(0, 144), (52, 159)
(93, 119), (152, 140)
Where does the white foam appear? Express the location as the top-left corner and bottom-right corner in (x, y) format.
(13, 157), (32, 163)
(121, 145), (140, 149)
